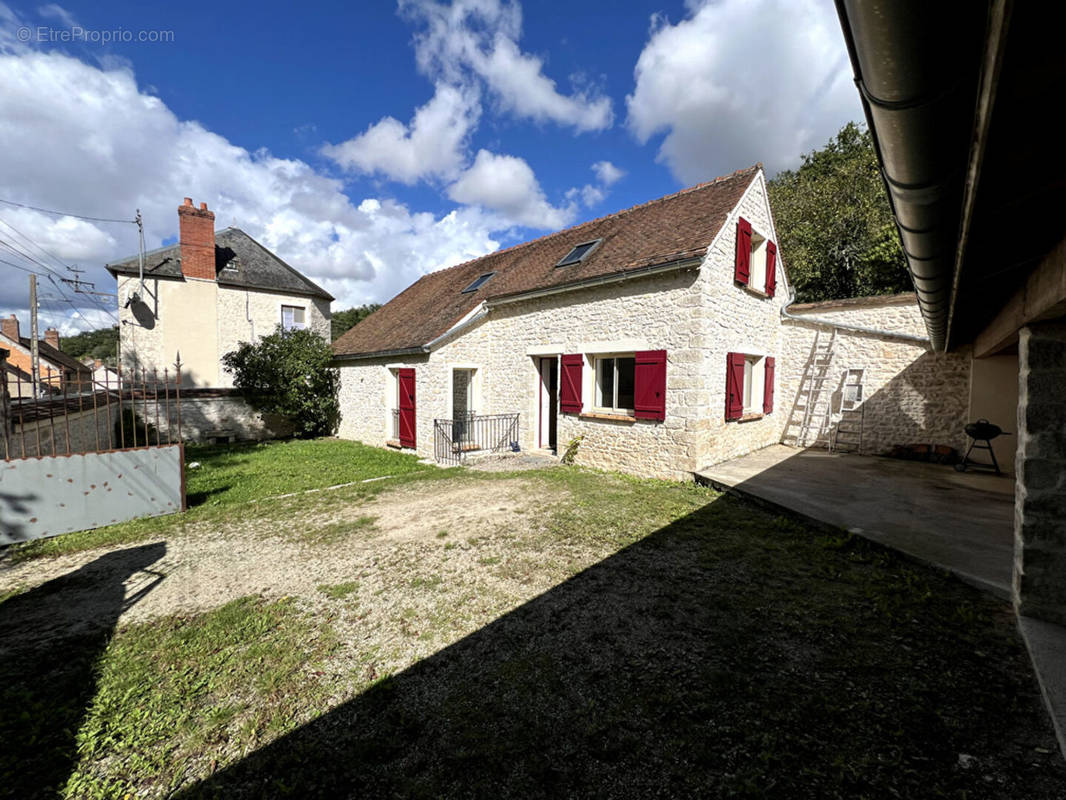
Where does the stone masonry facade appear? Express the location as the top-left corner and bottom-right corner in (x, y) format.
(780, 299), (972, 456)
(1014, 322), (1066, 625)
(337, 175), (978, 480)
(338, 174), (789, 480)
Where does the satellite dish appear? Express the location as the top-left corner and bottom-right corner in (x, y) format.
(122, 286), (141, 308)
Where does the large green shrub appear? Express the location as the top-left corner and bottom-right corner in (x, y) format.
(222, 326), (340, 438)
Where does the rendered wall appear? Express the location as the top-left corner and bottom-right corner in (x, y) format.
(118, 275), (330, 388)
(0, 444), (184, 545)
(968, 354), (1019, 473)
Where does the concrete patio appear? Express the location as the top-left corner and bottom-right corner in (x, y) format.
(695, 444), (1015, 598)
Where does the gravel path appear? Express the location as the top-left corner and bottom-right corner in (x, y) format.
(0, 476), (581, 653)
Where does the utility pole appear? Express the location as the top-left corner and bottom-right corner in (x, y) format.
(28, 274), (39, 397)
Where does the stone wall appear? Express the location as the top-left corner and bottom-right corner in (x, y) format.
(1014, 322), (1066, 625)
(780, 299), (971, 456)
(176, 392), (295, 443)
(7, 404), (120, 459)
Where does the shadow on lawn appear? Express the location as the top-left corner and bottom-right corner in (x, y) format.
(0, 542), (166, 799)
(176, 492), (1065, 800)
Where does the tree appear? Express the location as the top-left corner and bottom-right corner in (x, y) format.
(767, 122), (910, 302)
(222, 327), (340, 438)
(331, 304), (381, 341)
(59, 326), (119, 364)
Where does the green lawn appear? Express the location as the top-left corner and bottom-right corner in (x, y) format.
(4, 438), (433, 563)
(1, 443), (1063, 798)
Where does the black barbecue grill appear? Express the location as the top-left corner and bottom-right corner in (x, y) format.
(955, 419), (1010, 475)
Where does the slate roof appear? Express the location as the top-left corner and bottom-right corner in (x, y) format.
(333, 165), (760, 359)
(106, 227), (334, 301)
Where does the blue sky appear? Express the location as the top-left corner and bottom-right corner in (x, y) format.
(0, 0), (861, 332)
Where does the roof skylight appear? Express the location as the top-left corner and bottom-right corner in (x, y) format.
(461, 272), (496, 293)
(556, 239), (602, 267)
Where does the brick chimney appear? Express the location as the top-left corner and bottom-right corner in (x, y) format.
(178, 197), (217, 280)
(1, 314), (18, 342)
(44, 328), (60, 350)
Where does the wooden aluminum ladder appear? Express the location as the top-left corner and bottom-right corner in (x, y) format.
(797, 330), (836, 447)
(831, 368), (865, 453)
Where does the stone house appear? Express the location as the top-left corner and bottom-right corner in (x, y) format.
(334, 166), (792, 479)
(108, 198), (333, 388)
(333, 164), (1002, 481)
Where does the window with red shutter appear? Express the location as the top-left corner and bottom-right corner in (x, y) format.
(763, 356), (775, 414)
(734, 217), (752, 285)
(765, 241), (777, 297)
(634, 350), (667, 421)
(725, 352), (745, 420)
(559, 354), (583, 414)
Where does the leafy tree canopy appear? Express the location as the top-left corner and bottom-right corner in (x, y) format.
(768, 122), (911, 303)
(222, 326), (340, 438)
(59, 326), (118, 365)
(331, 304), (381, 341)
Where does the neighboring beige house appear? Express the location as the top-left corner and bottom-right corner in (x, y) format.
(333, 165), (997, 480)
(108, 198), (333, 387)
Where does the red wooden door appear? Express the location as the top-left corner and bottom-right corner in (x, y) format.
(398, 368), (416, 448)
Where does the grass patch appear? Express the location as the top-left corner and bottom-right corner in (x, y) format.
(1, 596), (336, 799)
(5, 439), (434, 563)
(292, 515), (378, 546)
(318, 581), (360, 600)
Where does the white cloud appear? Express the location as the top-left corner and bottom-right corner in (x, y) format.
(0, 49), (502, 329)
(320, 83), (480, 184)
(591, 160), (625, 186)
(448, 149), (574, 229)
(401, 0), (613, 132)
(626, 0), (860, 183)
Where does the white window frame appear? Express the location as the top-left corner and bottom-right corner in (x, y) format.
(740, 353), (767, 414)
(748, 231), (768, 294)
(446, 363), (481, 419)
(593, 353), (636, 414)
(281, 304), (307, 331)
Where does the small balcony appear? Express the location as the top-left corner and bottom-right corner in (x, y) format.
(433, 412), (519, 466)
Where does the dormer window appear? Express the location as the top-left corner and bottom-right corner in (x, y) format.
(461, 272), (496, 293)
(556, 238), (602, 267)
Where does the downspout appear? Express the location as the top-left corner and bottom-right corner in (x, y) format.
(780, 288), (931, 345)
(423, 304), (490, 351)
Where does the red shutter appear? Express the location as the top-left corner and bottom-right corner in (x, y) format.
(734, 217), (752, 285)
(763, 357), (775, 415)
(560, 354), (583, 414)
(725, 352), (745, 420)
(765, 241), (777, 297)
(398, 368), (416, 447)
(634, 350), (667, 421)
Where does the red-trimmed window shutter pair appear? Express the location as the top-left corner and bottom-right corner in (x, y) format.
(734, 216), (777, 296)
(559, 350), (667, 421)
(725, 353), (775, 420)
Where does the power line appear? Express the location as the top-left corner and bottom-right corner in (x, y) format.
(0, 196), (136, 225)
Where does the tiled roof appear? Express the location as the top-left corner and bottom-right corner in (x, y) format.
(333, 165), (760, 358)
(107, 228), (334, 301)
(788, 293), (917, 312)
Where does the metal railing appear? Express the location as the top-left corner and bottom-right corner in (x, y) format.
(433, 412), (518, 466)
(391, 409), (401, 441)
(2, 355), (184, 460)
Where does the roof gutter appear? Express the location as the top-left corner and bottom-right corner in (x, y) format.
(833, 0), (989, 351)
(331, 346), (426, 363)
(485, 256), (703, 308)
